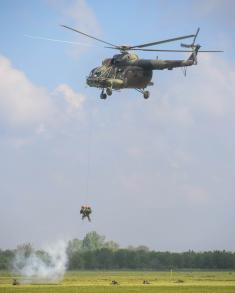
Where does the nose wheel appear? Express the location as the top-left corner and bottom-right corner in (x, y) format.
(100, 88), (112, 99)
(143, 90), (150, 99)
(100, 89), (107, 99)
(135, 88), (150, 99)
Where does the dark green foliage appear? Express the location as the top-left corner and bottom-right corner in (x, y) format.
(82, 231), (106, 251)
(65, 232), (235, 270)
(1, 232), (235, 271)
(66, 248), (235, 270)
(0, 249), (14, 270)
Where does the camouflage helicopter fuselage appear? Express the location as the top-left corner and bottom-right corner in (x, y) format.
(61, 25), (222, 99)
(86, 52), (194, 98)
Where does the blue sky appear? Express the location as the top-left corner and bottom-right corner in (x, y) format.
(0, 0), (235, 251)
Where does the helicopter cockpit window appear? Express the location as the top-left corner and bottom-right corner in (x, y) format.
(89, 68), (97, 77)
(102, 58), (112, 65)
(94, 71), (101, 77)
(89, 67), (102, 78)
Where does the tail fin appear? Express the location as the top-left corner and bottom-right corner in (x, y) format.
(187, 44), (201, 64)
(181, 28), (201, 64)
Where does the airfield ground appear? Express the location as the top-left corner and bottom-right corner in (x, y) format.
(0, 271), (235, 292)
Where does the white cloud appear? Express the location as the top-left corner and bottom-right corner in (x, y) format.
(195, 0), (235, 25)
(127, 147), (143, 158)
(148, 54), (235, 128)
(189, 54), (235, 116)
(48, 0), (102, 57)
(54, 84), (85, 112)
(182, 184), (209, 205)
(0, 56), (52, 127)
(65, 0), (101, 36)
(0, 54), (86, 135)
(48, 0), (101, 34)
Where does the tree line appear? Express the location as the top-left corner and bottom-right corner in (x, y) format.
(67, 248), (235, 270)
(1, 231), (235, 270)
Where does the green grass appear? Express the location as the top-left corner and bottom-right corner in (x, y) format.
(0, 271), (235, 292)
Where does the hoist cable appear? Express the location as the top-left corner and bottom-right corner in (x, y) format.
(85, 108), (93, 204)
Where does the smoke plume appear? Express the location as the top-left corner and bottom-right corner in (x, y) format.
(12, 241), (67, 284)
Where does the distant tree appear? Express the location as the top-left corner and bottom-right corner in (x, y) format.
(68, 251), (85, 270)
(113, 249), (130, 269)
(2, 232), (235, 271)
(82, 231), (106, 251)
(127, 245), (135, 251)
(96, 248), (114, 269)
(104, 241), (119, 251)
(13, 243), (34, 272)
(35, 250), (51, 266)
(135, 245), (149, 252)
(67, 239), (83, 256)
(16, 243), (33, 258)
(0, 249), (14, 270)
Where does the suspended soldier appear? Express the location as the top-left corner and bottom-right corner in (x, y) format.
(80, 205), (92, 222)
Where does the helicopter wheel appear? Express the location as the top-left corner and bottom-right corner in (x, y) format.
(143, 90), (150, 99)
(100, 92), (107, 99)
(106, 87), (112, 96)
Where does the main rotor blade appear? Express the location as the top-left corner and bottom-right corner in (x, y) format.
(131, 48), (223, 52)
(132, 48), (194, 52)
(195, 50), (224, 52)
(61, 25), (118, 48)
(24, 35), (99, 47)
(130, 34), (195, 49)
(192, 27), (200, 45)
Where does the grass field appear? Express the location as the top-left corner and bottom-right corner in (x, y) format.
(0, 271), (235, 292)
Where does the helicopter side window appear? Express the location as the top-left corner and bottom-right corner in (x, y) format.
(93, 71), (101, 77)
(89, 68), (96, 77)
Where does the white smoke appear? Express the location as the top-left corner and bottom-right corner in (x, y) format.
(12, 241), (67, 284)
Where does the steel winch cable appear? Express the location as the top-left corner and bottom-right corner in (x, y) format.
(85, 107), (93, 204)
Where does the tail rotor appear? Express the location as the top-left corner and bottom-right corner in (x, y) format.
(181, 28), (200, 65)
(181, 27), (200, 49)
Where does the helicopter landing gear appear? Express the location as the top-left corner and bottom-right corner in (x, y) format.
(106, 87), (112, 96)
(100, 89), (107, 99)
(143, 90), (150, 99)
(135, 88), (150, 99)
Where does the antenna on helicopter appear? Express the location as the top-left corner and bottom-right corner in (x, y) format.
(182, 66), (187, 77)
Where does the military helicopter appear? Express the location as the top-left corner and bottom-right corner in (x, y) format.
(62, 26), (222, 99)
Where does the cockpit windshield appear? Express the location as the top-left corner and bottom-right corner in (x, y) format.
(89, 66), (106, 78)
(89, 67), (100, 78)
(102, 58), (112, 65)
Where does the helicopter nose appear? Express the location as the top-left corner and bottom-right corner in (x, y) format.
(86, 77), (94, 87)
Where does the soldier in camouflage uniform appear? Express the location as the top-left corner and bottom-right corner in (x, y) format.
(80, 205), (92, 222)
